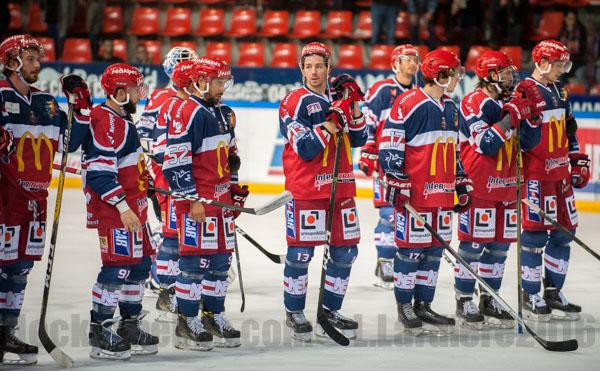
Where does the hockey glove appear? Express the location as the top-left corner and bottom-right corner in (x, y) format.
(326, 98), (353, 131)
(502, 97), (532, 127)
(453, 176), (474, 213)
(330, 74), (364, 102)
(358, 142), (378, 176)
(228, 153), (241, 173)
(60, 74), (92, 112)
(0, 127), (14, 156)
(515, 79), (546, 119)
(231, 184), (249, 218)
(385, 173), (411, 208)
(569, 153), (591, 189)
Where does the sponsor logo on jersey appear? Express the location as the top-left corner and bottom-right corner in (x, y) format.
(503, 209), (517, 240)
(285, 201), (296, 239)
(395, 210), (406, 241)
(423, 181), (454, 199)
(299, 210), (326, 242)
(341, 207), (360, 240)
(201, 217), (219, 250)
(544, 156), (569, 173)
(5, 102), (20, 114)
(99, 236), (109, 253)
(113, 229), (131, 256)
(437, 210), (452, 242)
(547, 114), (567, 153)
(565, 194), (578, 226)
(430, 136), (456, 176)
(307, 102), (322, 115)
(486, 175), (518, 193)
(25, 221), (46, 257)
(459, 210), (470, 235)
(473, 208), (495, 239)
(168, 200), (178, 230)
(183, 215), (198, 247)
(2, 226), (20, 261)
(527, 180), (541, 222)
(408, 212), (432, 244)
(223, 214), (236, 250)
(16, 131), (53, 173)
(543, 196), (557, 226)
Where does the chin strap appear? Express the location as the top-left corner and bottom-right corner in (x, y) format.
(110, 94), (129, 106)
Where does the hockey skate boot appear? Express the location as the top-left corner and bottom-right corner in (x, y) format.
(285, 311), (313, 342)
(155, 285), (178, 323)
(479, 294), (514, 329)
(397, 303), (423, 336)
(373, 258), (394, 290)
(117, 311), (159, 355)
(455, 297), (484, 330)
(175, 315), (213, 351)
(414, 301), (455, 335)
(522, 291), (551, 322)
(201, 311), (241, 347)
(543, 285), (581, 321)
(0, 326), (38, 365)
(316, 308), (358, 340)
(89, 318), (131, 360)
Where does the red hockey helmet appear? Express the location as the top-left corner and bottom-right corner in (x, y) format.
(191, 56), (233, 93)
(172, 60), (196, 90)
(532, 39), (571, 73)
(300, 42), (331, 66)
(101, 63), (147, 100)
(0, 34), (44, 70)
(475, 50), (518, 96)
(421, 49), (464, 81)
(391, 44), (420, 64)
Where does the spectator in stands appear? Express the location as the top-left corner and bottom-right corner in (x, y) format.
(133, 44), (151, 64)
(448, 0), (485, 62)
(407, 0), (438, 48)
(370, 0), (400, 45)
(487, 0), (530, 48)
(86, 0), (105, 60)
(0, 0), (9, 41)
(560, 10), (588, 84)
(96, 39), (123, 63)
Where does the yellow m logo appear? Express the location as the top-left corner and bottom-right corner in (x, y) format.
(16, 131), (53, 174)
(216, 140), (230, 178)
(548, 114), (566, 153)
(322, 133), (352, 167)
(430, 136), (456, 176)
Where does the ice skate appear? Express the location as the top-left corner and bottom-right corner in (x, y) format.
(175, 315), (213, 351)
(315, 308), (358, 340)
(373, 258), (394, 290)
(414, 301), (455, 336)
(455, 297), (484, 330)
(201, 311), (241, 347)
(117, 311), (159, 355)
(89, 318), (131, 361)
(397, 303), (424, 336)
(522, 291), (551, 322)
(285, 311), (313, 342)
(479, 294), (515, 329)
(155, 285), (178, 323)
(543, 286), (581, 321)
(0, 325), (38, 365)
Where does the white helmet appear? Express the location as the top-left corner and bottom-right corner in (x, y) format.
(163, 47), (198, 79)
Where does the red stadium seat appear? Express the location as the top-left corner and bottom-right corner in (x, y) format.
(290, 11), (321, 39)
(196, 0), (227, 3)
(138, 40), (162, 64)
(170, 40), (198, 52)
(162, 7), (192, 36)
(368, 44), (394, 70)
(565, 83), (586, 96)
(205, 41), (232, 65)
(320, 11), (352, 39)
(130, 7), (160, 36)
(499, 46), (522, 70)
(465, 45), (491, 72)
(439, 45), (460, 58)
(102, 6), (124, 34)
(195, 8), (225, 37)
(237, 42), (265, 67)
(270, 42), (298, 68)
(61, 38), (92, 63)
(27, 3), (47, 33)
(337, 44), (364, 69)
(530, 11), (564, 41)
(38, 37), (55, 62)
(355, 0), (372, 6)
(112, 39), (127, 62)
(352, 11), (371, 40)
(8, 2), (21, 31)
(226, 8), (257, 38)
(395, 12), (410, 40)
(259, 10), (289, 38)
(590, 84), (600, 96)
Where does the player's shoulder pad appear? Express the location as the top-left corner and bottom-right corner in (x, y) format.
(145, 87), (176, 110)
(279, 87), (310, 118)
(394, 87), (425, 119)
(90, 105), (127, 150)
(460, 89), (493, 118)
(366, 78), (396, 102)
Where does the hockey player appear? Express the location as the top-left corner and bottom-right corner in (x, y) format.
(83, 63), (159, 360)
(359, 44), (420, 290)
(379, 49), (470, 335)
(279, 42), (367, 341)
(520, 40), (590, 321)
(152, 59), (198, 323)
(455, 50), (543, 329)
(0, 34), (91, 365)
(163, 56), (247, 349)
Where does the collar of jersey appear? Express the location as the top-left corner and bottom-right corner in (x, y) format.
(303, 84), (331, 102)
(7, 78), (32, 106)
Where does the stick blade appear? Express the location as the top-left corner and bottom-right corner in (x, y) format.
(525, 324), (578, 352)
(49, 348), (75, 368)
(316, 312), (350, 346)
(254, 191), (293, 215)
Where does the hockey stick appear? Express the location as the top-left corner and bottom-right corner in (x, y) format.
(404, 203), (578, 352)
(38, 96), (76, 368)
(522, 198), (600, 261)
(152, 187), (292, 216)
(235, 226), (285, 264)
(515, 122), (524, 335)
(232, 233), (246, 312)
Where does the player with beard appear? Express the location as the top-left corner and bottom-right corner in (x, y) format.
(82, 63), (159, 360)
(0, 34), (91, 365)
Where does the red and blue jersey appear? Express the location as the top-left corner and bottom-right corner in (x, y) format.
(136, 87), (176, 141)
(459, 88), (541, 201)
(379, 87), (466, 208)
(163, 95), (237, 214)
(82, 104), (149, 229)
(279, 85), (367, 200)
(0, 79), (89, 200)
(520, 77), (579, 181)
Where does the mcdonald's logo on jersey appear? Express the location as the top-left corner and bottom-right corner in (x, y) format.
(547, 114), (567, 153)
(16, 131), (53, 173)
(430, 136), (456, 176)
(496, 135), (519, 171)
(216, 140), (230, 178)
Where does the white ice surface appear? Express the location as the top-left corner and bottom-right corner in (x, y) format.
(5, 190), (600, 370)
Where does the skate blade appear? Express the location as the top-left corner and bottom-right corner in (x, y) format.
(523, 311), (551, 322)
(550, 312), (580, 321)
(483, 317), (515, 329)
(1, 352), (37, 365)
(175, 338), (213, 351)
(401, 326), (425, 336)
(155, 311), (178, 323)
(212, 336), (241, 348)
(421, 323), (455, 336)
(288, 327), (312, 342)
(90, 347), (131, 361)
(315, 324), (357, 340)
(372, 279), (394, 290)
(131, 344), (158, 355)
(458, 318), (485, 330)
